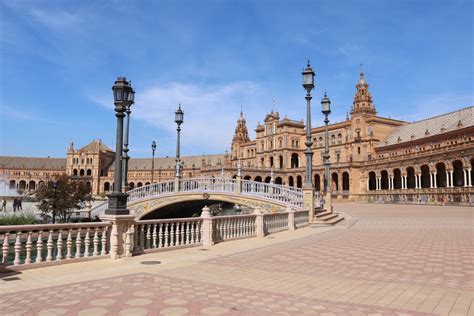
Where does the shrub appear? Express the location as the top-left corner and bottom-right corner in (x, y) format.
(0, 213), (37, 226)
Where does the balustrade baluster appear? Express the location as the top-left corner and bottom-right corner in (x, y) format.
(176, 222), (181, 246)
(1, 233), (9, 264)
(25, 231), (33, 264)
(146, 224), (151, 249)
(158, 223), (163, 248)
(56, 229), (63, 260)
(170, 222), (175, 246)
(152, 224), (157, 248)
(75, 228), (82, 258)
(36, 230), (44, 263)
(93, 228), (99, 256)
(66, 229), (73, 259)
(186, 221), (191, 245)
(133, 224), (138, 251)
(180, 221), (185, 245)
(164, 223), (169, 247)
(101, 226), (108, 255)
(14, 232), (21, 265)
(46, 230), (54, 261)
(139, 225), (145, 251)
(84, 228), (91, 257)
(190, 221), (195, 244)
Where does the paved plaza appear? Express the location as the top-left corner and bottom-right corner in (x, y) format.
(0, 203), (473, 315)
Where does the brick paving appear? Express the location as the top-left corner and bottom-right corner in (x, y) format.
(0, 203), (473, 315)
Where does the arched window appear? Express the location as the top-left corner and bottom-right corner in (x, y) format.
(291, 153), (299, 168)
(73, 169), (78, 176)
(338, 134), (342, 143)
(331, 135), (336, 145)
(86, 169), (92, 176)
(104, 182), (110, 191)
(80, 169), (85, 176)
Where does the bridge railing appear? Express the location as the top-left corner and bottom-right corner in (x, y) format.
(91, 177), (305, 217)
(241, 180), (303, 208)
(179, 178), (236, 193)
(0, 222), (112, 267)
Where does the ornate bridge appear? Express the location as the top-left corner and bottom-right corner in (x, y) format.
(91, 178), (305, 219)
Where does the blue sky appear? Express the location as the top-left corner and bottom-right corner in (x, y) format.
(1, 0), (472, 158)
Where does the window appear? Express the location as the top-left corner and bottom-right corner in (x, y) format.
(331, 135), (335, 145)
(319, 137), (323, 147)
(357, 147), (361, 155)
(338, 134), (342, 143)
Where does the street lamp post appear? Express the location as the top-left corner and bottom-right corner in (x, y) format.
(122, 88), (135, 192)
(321, 93), (332, 212)
(175, 104), (184, 179)
(105, 77), (134, 216)
(302, 61), (316, 221)
(302, 61), (315, 187)
(151, 141), (156, 183)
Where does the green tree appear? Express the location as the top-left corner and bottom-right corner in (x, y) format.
(36, 175), (91, 223)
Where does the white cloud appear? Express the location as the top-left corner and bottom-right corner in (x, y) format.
(29, 9), (82, 29)
(91, 81), (268, 154)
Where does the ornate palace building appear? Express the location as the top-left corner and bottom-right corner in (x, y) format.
(1, 70), (473, 205)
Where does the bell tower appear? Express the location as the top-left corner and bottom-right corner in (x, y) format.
(231, 109), (250, 160)
(351, 66), (376, 116)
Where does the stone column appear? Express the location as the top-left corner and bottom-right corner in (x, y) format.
(450, 171), (454, 187)
(100, 214), (135, 259)
(430, 173), (433, 188)
(303, 187), (315, 222)
(415, 174), (418, 189)
(254, 207), (265, 237)
(446, 170), (450, 187)
(200, 206), (214, 247)
(464, 169), (468, 187)
(367, 179), (370, 191)
(468, 169), (472, 186)
(433, 172), (437, 188)
(287, 206), (295, 230)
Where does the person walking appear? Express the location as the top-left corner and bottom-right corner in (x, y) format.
(1, 198), (6, 212)
(13, 198), (17, 212)
(18, 197), (22, 211)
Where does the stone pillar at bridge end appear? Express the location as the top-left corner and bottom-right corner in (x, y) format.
(200, 206), (214, 247)
(302, 186), (315, 223)
(100, 214), (135, 259)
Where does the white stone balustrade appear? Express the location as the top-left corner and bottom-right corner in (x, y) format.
(294, 210), (310, 228)
(263, 212), (290, 234)
(0, 222), (111, 267)
(132, 218), (203, 253)
(212, 214), (257, 242)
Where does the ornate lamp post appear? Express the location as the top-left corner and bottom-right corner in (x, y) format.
(302, 61), (316, 221)
(175, 104), (184, 179)
(122, 86), (135, 192)
(321, 93), (332, 212)
(151, 140), (156, 183)
(302, 61), (315, 188)
(105, 77), (133, 216)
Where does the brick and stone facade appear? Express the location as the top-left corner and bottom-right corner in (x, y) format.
(1, 70), (472, 204)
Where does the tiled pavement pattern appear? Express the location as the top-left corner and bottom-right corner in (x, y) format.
(1, 203), (473, 315)
(1, 273), (431, 315)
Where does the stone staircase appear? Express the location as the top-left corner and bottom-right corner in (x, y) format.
(311, 208), (345, 227)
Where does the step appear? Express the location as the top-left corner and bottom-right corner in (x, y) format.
(310, 215), (345, 227)
(317, 213), (339, 221)
(315, 210), (332, 218)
